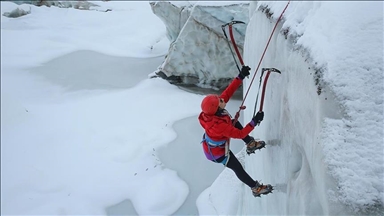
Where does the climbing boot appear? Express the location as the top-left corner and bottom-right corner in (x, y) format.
(251, 181), (273, 197)
(246, 139), (266, 155)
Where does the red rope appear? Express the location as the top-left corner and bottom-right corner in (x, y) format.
(234, 1), (290, 122)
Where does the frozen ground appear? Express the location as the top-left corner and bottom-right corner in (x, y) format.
(1, 1), (202, 215)
(1, 1), (383, 215)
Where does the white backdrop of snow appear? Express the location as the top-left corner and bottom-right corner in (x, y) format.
(1, 1), (383, 215)
(1, 1), (191, 215)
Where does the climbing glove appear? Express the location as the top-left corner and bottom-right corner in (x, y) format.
(250, 111), (264, 126)
(238, 65), (251, 80)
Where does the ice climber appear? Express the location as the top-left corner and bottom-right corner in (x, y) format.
(198, 65), (273, 197)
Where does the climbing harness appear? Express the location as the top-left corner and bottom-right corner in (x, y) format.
(222, 1), (290, 122)
(201, 133), (229, 165)
(203, 133), (226, 146)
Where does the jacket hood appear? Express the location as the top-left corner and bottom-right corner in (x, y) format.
(198, 112), (216, 130)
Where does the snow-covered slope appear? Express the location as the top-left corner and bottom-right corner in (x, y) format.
(8, 0), (99, 10)
(1, 1), (382, 215)
(199, 1), (383, 215)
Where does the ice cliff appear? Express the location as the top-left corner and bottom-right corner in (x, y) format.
(199, 1), (383, 215)
(160, 1), (384, 215)
(150, 1), (249, 90)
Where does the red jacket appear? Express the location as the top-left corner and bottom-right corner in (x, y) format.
(198, 77), (255, 160)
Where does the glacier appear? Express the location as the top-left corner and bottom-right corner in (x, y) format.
(150, 1), (249, 90)
(1, 0), (382, 215)
(149, 1), (383, 215)
(197, 1), (383, 215)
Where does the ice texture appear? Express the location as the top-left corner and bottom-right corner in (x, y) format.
(150, 1), (249, 90)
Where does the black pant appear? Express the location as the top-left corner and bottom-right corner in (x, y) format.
(217, 121), (256, 188)
(226, 151), (256, 188)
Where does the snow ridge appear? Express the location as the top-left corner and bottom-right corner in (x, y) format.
(247, 1), (383, 213)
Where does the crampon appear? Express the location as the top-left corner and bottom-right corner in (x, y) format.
(246, 140), (266, 155)
(251, 181), (274, 197)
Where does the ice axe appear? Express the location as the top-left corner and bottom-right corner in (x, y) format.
(221, 20), (246, 73)
(258, 68), (281, 112)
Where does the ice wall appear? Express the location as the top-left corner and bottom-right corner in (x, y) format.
(198, 1), (382, 215)
(150, 1), (249, 90)
(240, 2), (382, 215)
(241, 10), (347, 214)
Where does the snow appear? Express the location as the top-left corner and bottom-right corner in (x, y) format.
(280, 1), (383, 212)
(1, 1), (383, 215)
(197, 1), (383, 215)
(1, 1), (193, 215)
(170, 1), (249, 7)
(239, 1), (383, 214)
